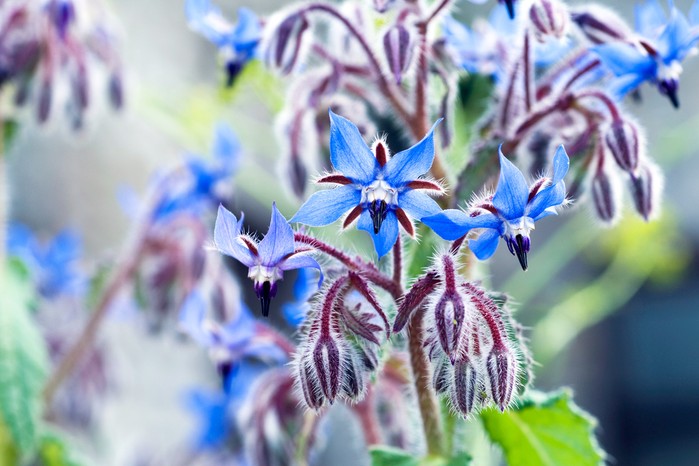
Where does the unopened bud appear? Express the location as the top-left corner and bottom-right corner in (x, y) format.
(48, 0), (75, 40)
(383, 24), (412, 85)
(591, 166), (620, 224)
(570, 5), (632, 44)
(486, 347), (517, 411)
(605, 119), (641, 173)
(298, 360), (324, 409)
(529, 0), (569, 41)
(268, 13), (309, 75)
(38, 80), (52, 123)
(393, 270), (440, 332)
(288, 156), (308, 198)
(432, 357), (450, 394)
(341, 352), (366, 400)
(452, 358), (478, 416)
(73, 65), (89, 110)
(109, 72), (124, 110)
(629, 161), (661, 221)
(313, 337), (341, 401)
(434, 291), (466, 363)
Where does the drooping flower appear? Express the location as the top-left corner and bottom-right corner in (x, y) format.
(186, 0), (262, 86)
(213, 204), (322, 316)
(423, 145), (569, 270)
(290, 111), (444, 258)
(592, 0), (699, 107)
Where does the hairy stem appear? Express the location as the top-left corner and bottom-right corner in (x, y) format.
(353, 386), (383, 446)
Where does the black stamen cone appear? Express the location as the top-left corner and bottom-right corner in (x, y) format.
(504, 0), (515, 19)
(514, 234), (528, 271)
(218, 361), (234, 391)
(370, 200), (389, 234)
(666, 88), (679, 109)
(260, 281), (272, 317)
(225, 60), (243, 87)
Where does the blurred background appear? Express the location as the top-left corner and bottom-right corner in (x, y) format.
(6, 0), (699, 465)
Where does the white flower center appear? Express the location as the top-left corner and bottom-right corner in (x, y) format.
(362, 179), (398, 206)
(247, 265), (283, 285)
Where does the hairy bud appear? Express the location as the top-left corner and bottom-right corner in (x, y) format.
(38, 79), (52, 123)
(629, 161), (662, 221)
(451, 357), (478, 416)
(529, 0), (569, 41)
(605, 119), (642, 173)
(570, 5), (633, 44)
(383, 24), (412, 85)
(591, 165), (621, 224)
(267, 13), (309, 75)
(393, 270), (440, 332)
(486, 346), (517, 411)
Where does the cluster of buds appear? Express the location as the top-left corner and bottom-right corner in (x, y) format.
(394, 254), (530, 416)
(0, 0), (123, 129)
(294, 272), (390, 409)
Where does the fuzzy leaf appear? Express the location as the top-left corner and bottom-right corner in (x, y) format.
(480, 389), (606, 466)
(0, 266), (49, 456)
(369, 445), (419, 466)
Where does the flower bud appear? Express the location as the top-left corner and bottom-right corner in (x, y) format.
(48, 0), (75, 40)
(486, 346), (517, 411)
(267, 13), (309, 75)
(432, 357), (450, 395)
(393, 270), (440, 332)
(288, 155), (308, 198)
(629, 161), (662, 221)
(570, 5), (632, 45)
(590, 165), (621, 224)
(73, 65), (89, 110)
(109, 72), (124, 110)
(313, 337), (341, 401)
(451, 357), (478, 416)
(605, 119), (642, 173)
(529, 0), (569, 41)
(383, 24), (412, 85)
(341, 352), (366, 400)
(298, 360), (324, 409)
(434, 291), (466, 363)
(38, 79), (52, 123)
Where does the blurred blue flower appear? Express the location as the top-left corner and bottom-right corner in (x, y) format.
(186, 0), (261, 86)
(424, 145), (569, 270)
(214, 204), (322, 317)
(281, 267), (317, 327)
(593, 0), (699, 107)
(467, 0), (517, 19)
(7, 224), (85, 298)
(291, 111), (444, 258)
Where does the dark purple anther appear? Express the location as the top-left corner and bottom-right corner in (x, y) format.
(254, 280), (277, 317)
(605, 118), (640, 173)
(506, 234), (530, 271)
(383, 24), (412, 85)
(369, 200), (389, 234)
(225, 59), (244, 87)
(658, 78), (680, 109)
(501, 0), (516, 19)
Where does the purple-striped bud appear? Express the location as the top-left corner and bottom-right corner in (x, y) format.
(313, 337), (342, 401)
(38, 79), (52, 123)
(629, 161), (662, 221)
(605, 119), (641, 173)
(47, 0), (75, 40)
(451, 357), (478, 416)
(109, 72), (124, 110)
(570, 5), (632, 45)
(432, 357), (451, 394)
(383, 24), (412, 85)
(393, 270), (440, 332)
(73, 65), (89, 110)
(529, 0), (569, 41)
(486, 346), (517, 412)
(434, 290), (466, 363)
(267, 13), (309, 75)
(298, 360), (324, 409)
(341, 352), (366, 400)
(591, 165), (620, 224)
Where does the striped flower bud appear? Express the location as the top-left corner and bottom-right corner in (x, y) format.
(486, 346), (517, 412)
(38, 79), (52, 123)
(605, 119), (642, 173)
(591, 165), (621, 224)
(529, 0), (569, 41)
(629, 161), (662, 221)
(383, 24), (412, 84)
(451, 357), (478, 416)
(570, 5), (633, 44)
(267, 12), (309, 75)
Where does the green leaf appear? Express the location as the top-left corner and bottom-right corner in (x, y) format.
(37, 433), (82, 466)
(0, 266), (49, 456)
(370, 445), (419, 466)
(2, 119), (19, 155)
(443, 452), (472, 466)
(480, 390), (606, 466)
(0, 418), (19, 465)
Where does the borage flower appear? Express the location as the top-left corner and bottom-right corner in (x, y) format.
(186, 0), (262, 86)
(291, 111), (444, 258)
(423, 145), (569, 270)
(593, 0), (699, 107)
(213, 204), (322, 316)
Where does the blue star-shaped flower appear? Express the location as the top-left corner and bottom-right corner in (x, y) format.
(213, 203), (322, 316)
(423, 145), (569, 270)
(186, 0), (261, 86)
(290, 111), (444, 258)
(593, 0), (699, 107)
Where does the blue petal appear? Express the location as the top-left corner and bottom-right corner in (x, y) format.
(550, 145), (570, 184)
(214, 205), (256, 267)
(179, 290), (213, 347)
(592, 43), (653, 78)
(185, 0), (233, 46)
(468, 229), (501, 260)
(186, 389), (229, 449)
(658, 5), (694, 61)
(422, 209), (502, 241)
(328, 110), (378, 184)
(398, 190), (442, 220)
(527, 183), (565, 221)
(212, 123), (240, 173)
(232, 7), (261, 53)
(279, 254), (323, 287)
(383, 119), (442, 186)
(258, 203), (295, 266)
(635, 0), (667, 37)
(357, 210), (399, 258)
(290, 185), (361, 226)
(609, 73), (648, 99)
(691, 0), (699, 26)
(492, 147), (529, 220)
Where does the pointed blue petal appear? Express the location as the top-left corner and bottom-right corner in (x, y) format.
(232, 7), (261, 52)
(186, 388), (229, 448)
(422, 209), (502, 241)
(186, 0), (233, 46)
(592, 43), (653, 77)
(279, 254), (323, 287)
(691, 0), (699, 26)
(179, 291), (214, 347)
(492, 147), (529, 219)
(384, 119), (442, 185)
(468, 229), (501, 260)
(635, 0), (667, 37)
(258, 203), (295, 266)
(609, 73), (648, 99)
(290, 185), (361, 226)
(214, 205), (256, 267)
(398, 190), (442, 220)
(328, 111), (378, 184)
(527, 182), (565, 221)
(212, 123), (240, 173)
(551, 145), (570, 184)
(658, 5), (694, 61)
(531, 206), (560, 222)
(357, 210), (399, 258)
